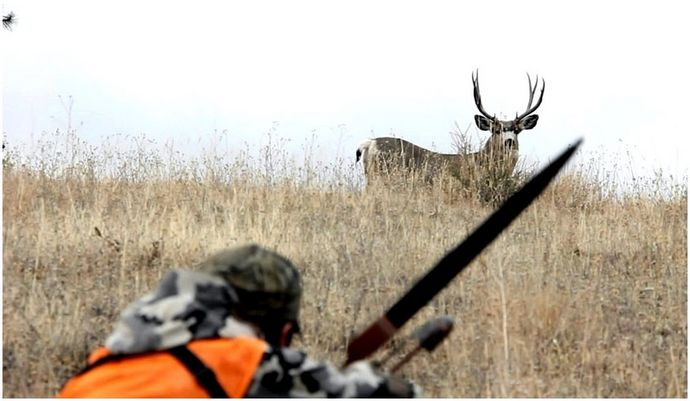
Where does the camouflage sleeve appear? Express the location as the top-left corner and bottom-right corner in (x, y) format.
(244, 346), (421, 398)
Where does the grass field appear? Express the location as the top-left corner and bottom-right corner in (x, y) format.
(2, 131), (687, 397)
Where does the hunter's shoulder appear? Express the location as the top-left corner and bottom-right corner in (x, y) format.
(247, 346), (387, 397)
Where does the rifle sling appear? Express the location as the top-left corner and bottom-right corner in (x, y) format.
(168, 345), (230, 398)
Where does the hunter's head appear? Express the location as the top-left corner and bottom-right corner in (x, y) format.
(198, 244), (303, 347)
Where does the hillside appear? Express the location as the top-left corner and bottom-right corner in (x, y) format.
(2, 134), (687, 397)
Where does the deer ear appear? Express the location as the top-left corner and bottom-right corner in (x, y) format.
(474, 115), (491, 131)
(520, 115), (539, 130)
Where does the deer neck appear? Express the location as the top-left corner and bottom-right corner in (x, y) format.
(477, 137), (518, 171)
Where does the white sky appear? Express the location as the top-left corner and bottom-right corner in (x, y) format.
(2, 0), (689, 187)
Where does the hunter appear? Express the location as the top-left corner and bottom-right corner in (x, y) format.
(59, 244), (420, 397)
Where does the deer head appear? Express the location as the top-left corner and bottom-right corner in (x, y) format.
(472, 70), (545, 156)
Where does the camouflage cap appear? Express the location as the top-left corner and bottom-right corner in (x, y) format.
(197, 244), (302, 329)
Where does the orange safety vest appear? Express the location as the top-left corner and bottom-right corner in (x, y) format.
(58, 336), (267, 398)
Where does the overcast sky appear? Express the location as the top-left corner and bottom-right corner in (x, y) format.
(2, 1), (688, 187)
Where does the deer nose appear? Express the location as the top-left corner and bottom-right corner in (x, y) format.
(504, 139), (516, 149)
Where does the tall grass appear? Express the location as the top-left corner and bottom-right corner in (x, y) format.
(2, 130), (687, 397)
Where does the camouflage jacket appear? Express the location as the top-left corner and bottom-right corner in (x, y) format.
(246, 345), (418, 397)
(102, 269), (420, 397)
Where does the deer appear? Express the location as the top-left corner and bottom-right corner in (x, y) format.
(356, 70), (545, 186)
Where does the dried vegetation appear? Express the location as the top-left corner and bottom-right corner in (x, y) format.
(2, 130), (687, 397)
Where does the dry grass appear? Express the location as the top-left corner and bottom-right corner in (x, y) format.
(2, 131), (687, 397)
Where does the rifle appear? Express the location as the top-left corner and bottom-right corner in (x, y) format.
(346, 139), (582, 365)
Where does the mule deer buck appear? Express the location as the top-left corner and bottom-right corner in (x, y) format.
(356, 70), (545, 186)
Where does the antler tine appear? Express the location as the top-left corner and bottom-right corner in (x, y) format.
(525, 73), (536, 111)
(517, 74), (545, 120)
(472, 70), (495, 120)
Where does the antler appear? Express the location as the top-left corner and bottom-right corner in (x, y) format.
(472, 70), (495, 121)
(516, 73), (545, 120)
